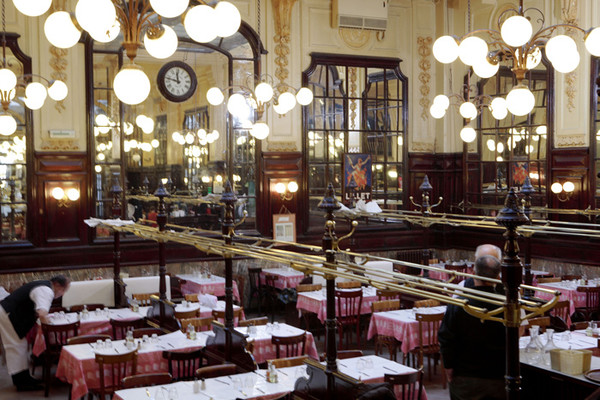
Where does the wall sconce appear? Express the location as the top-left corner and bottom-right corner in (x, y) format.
(274, 181), (298, 201)
(51, 187), (80, 207)
(551, 181), (574, 202)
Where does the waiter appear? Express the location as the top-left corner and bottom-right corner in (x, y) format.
(0, 275), (70, 391)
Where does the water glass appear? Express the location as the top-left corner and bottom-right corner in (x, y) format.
(244, 375), (256, 389)
(266, 323), (273, 333)
(167, 387), (178, 400)
(95, 339), (104, 350)
(273, 322), (280, 331)
(59, 311), (65, 320)
(142, 334), (149, 343)
(104, 339), (112, 349)
(151, 333), (158, 344)
(103, 307), (110, 317)
(182, 300), (188, 308)
(154, 388), (165, 400)
(231, 377), (242, 391)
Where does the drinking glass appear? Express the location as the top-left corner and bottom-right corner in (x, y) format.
(231, 377), (242, 391)
(154, 388), (165, 400)
(95, 339), (104, 350)
(273, 322), (279, 331)
(103, 307), (110, 318)
(266, 323), (273, 333)
(104, 339), (112, 349)
(151, 333), (159, 344)
(244, 375), (256, 389)
(168, 387), (178, 400)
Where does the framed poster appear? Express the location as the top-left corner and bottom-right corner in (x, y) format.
(273, 213), (296, 242)
(343, 153), (372, 204)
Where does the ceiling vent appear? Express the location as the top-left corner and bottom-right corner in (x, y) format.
(333, 0), (388, 31)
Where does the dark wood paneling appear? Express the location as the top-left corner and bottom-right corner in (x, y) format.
(550, 148), (590, 213)
(408, 152), (462, 213)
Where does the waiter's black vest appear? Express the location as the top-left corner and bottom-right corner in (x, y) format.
(1, 280), (52, 339)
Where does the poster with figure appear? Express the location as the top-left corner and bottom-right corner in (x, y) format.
(343, 153), (372, 204)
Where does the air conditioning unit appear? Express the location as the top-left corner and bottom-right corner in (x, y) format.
(332, 0), (389, 31)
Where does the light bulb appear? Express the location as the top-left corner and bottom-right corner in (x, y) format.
(172, 131), (182, 141)
(432, 35), (459, 64)
(94, 165), (102, 173)
(184, 5), (217, 43)
(113, 64), (151, 105)
(12, 0), (52, 17)
(0, 114), (16, 136)
(227, 93), (249, 117)
(151, 139), (159, 148)
(66, 188), (80, 201)
(48, 80), (68, 101)
(433, 94), (449, 110)
(459, 102), (477, 120)
(185, 133), (195, 144)
(274, 182), (286, 194)
(506, 85), (535, 116)
(26, 82), (48, 105)
(490, 97), (508, 120)
(460, 126), (476, 143)
(44, 11), (81, 49)
(24, 96), (45, 110)
(254, 82), (274, 103)
(211, 130), (219, 140)
(545, 35), (577, 63)
(206, 87), (225, 105)
(75, 0), (115, 36)
(135, 115), (148, 128)
(551, 50), (580, 73)
(273, 102), (288, 115)
(141, 142), (152, 152)
(150, 0), (189, 18)
(585, 27), (600, 56)
(251, 122), (270, 140)
(536, 126), (547, 135)
(278, 92), (297, 111)
(0, 68), (17, 92)
(144, 25), (178, 59)
(429, 103), (446, 119)
(501, 15), (532, 47)
(52, 187), (64, 200)
(197, 129), (207, 139)
(288, 181), (299, 193)
(95, 114), (109, 126)
(458, 36), (488, 66)
(563, 181), (575, 193)
(473, 58), (499, 78)
(296, 87), (314, 105)
(214, 1), (241, 38)
(551, 182), (563, 194)
(486, 139), (495, 152)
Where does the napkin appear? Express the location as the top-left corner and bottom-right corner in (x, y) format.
(199, 293), (218, 308)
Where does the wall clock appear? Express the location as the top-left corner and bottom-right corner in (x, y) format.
(156, 61), (198, 103)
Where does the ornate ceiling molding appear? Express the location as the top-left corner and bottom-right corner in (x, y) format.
(556, 133), (586, 148)
(339, 28), (371, 49)
(417, 36), (432, 121)
(267, 140), (297, 152)
(272, 0), (297, 90)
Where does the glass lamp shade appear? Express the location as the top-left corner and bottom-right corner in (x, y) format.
(48, 80), (68, 101)
(66, 188), (80, 201)
(206, 87), (225, 105)
(296, 87), (314, 105)
(273, 102), (288, 115)
(486, 139), (496, 152)
(0, 68), (17, 92)
(288, 181), (299, 193)
(473, 58), (499, 78)
(274, 182), (286, 194)
(184, 5), (217, 43)
(460, 126), (477, 143)
(522, 47), (542, 70)
(278, 92), (297, 112)
(458, 36), (488, 66)
(227, 93), (249, 117)
(75, 0), (115, 35)
(135, 115), (148, 128)
(251, 122), (270, 140)
(24, 96), (45, 110)
(51, 187), (64, 200)
(185, 133), (194, 144)
(25, 82), (48, 104)
(214, 1), (241, 38)
(211, 130), (220, 141)
(429, 103), (446, 119)
(150, 0), (189, 18)
(551, 50), (580, 73)
(89, 19), (121, 43)
(12, 0), (52, 17)
(254, 82), (274, 103)
(44, 11), (81, 49)
(500, 15), (533, 47)
(113, 64), (151, 105)
(144, 25), (178, 59)
(506, 85), (535, 116)
(433, 94), (450, 110)
(150, 139), (159, 148)
(490, 97), (508, 120)
(563, 181), (575, 193)
(545, 35), (577, 63)
(172, 131), (182, 142)
(550, 182), (563, 194)
(0, 113), (16, 136)
(585, 27), (600, 56)
(496, 142), (504, 153)
(433, 35), (459, 64)
(197, 129), (207, 139)
(140, 142), (152, 152)
(459, 102), (477, 120)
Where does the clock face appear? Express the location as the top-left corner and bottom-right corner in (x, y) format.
(157, 61), (198, 102)
(164, 67), (192, 97)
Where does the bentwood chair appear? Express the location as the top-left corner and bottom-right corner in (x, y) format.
(92, 350), (138, 399)
(576, 286), (600, 321)
(40, 321), (80, 397)
(162, 349), (204, 381)
(174, 308), (199, 321)
(67, 334), (110, 345)
(527, 316), (551, 334)
(247, 267), (263, 312)
(180, 317), (214, 332)
(335, 289), (363, 349)
(110, 318), (145, 340)
(211, 308), (244, 324)
(132, 293), (158, 306)
(319, 350), (363, 362)
(272, 332), (307, 358)
(413, 299), (440, 308)
(336, 281), (362, 289)
(121, 372), (172, 389)
(269, 355), (308, 368)
(384, 367), (424, 400)
(238, 316), (269, 327)
(407, 312), (444, 383)
(552, 300), (571, 323)
(537, 277), (561, 284)
(132, 327), (165, 338)
(195, 363), (238, 380)
(371, 300), (402, 361)
(377, 289), (402, 302)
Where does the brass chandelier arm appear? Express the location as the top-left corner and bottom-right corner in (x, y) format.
(112, 0), (157, 61)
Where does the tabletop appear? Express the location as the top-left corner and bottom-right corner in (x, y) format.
(179, 274), (240, 300)
(296, 286), (379, 323)
(260, 268), (305, 289)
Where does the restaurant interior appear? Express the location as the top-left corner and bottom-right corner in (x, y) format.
(1, 0), (600, 399)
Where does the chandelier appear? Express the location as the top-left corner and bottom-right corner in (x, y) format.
(13, 0), (242, 105)
(430, 0), (600, 124)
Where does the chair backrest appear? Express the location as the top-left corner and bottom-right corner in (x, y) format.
(337, 350), (363, 360)
(396, 249), (425, 264)
(570, 321), (588, 331)
(415, 312), (444, 352)
(67, 334), (111, 345)
(132, 327), (165, 338)
(121, 372), (172, 389)
(41, 321), (80, 353)
(195, 363), (238, 379)
(376, 289), (401, 301)
(335, 289), (363, 321)
(413, 299), (440, 308)
(577, 286), (600, 310)
(132, 293), (159, 306)
(180, 317), (214, 332)
(528, 316), (551, 333)
(371, 299), (401, 313)
(110, 318), (146, 340)
(563, 274), (582, 281)
(175, 308), (199, 321)
(232, 272), (245, 306)
(384, 367), (424, 400)
(162, 349), (204, 381)
(537, 277), (561, 284)
(238, 317), (269, 327)
(394, 264), (422, 276)
(69, 303), (105, 312)
(270, 355), (308, 368)
(265, 274), (279, 289)
(211, 307), (243, 323)
(248, 267), (262, 291)
(444, 264), (468, 283)
(297, 284), (322, 293)
(95, 350), (138, 398)
(184, 294), (199, 302)
(336, 281), (362, 289)
(272, 332), (307, 358)
(552, 300), (571, 322)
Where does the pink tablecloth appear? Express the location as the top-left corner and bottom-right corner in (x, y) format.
(179, 274), (240, 300)
(296, 287), (378, 323)
(535, 281), (589, 321)
(260, 268), (304, 289)
(424, 263), (473, 281)
(367, 307), (446, 354)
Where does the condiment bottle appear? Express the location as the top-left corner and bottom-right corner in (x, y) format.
(193, 377), (200, 393)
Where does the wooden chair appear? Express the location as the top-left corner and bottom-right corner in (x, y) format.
(211, 308), (244, 323)
(69, 303), (105, 312)
(110, 318), (146, 340)
(247, 267), (263, 312)
(371, 300), (402, 361)
(93, 350), (138, 399)
(67, 334), (111, 345)
(552, 300), (571, 322)
(563, 275), (582, 281)
(297, 284), (322, 293)
(264, 274), (280, 322)
(377, 289), (402, 301)
(444, 264), (468, 283)
(175, 308), (199, 321)
(121, 372), (172, 389)
(372, 300), (401, 313)
(570, 321), (588, 331)
(336, 281), (362, 289)
(318, 350), (364, 362)
(180, 317), (214, 332)
(132, 293), (158, 306)
(40, 321), (80, 396)
(335, 289), (363, 349)
(232, 272), (245, 306)
(528, 316), (551, 334)
(407, 312), (444, 382)
(132, 327), (165, 338)
(576, 286), (600, 321)
(270, 355), (308, 368)
(272, 332), (307, 358)
(162, 349), (204, 381)
(413, 299), (440, 308)
(195, 363), (238, 379)
(537, 277), (561, 284)
(384, 367), (424, 400)
(184, 294), (199, 302)
(238, 316), (269, 327)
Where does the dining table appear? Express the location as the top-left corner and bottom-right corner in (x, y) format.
(424, 262), (473, 281)
(260, 268), (305, 289)
(296, 286), (379, 323)
(534, 280), (595, 319)
(178, 274), (240, 301)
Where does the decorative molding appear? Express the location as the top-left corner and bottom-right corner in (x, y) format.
(562, 0), (578, 112)
(272, 0), (298, 91)
(417, 36), (432, 121)
(349, 67), (357, 130)
(556, 133), (586, 148)
(338, 28), (371, 49)
(40, 138), (81, 151)
(411, 141), (435, 153)
(49, 46), (68, 113)
(267, 141), (297, 152)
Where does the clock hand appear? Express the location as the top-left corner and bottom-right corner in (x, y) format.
(165, 77), (179, 83)
(176, 70), (180, 84)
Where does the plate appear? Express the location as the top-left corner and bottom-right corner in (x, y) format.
(584, 369), (600, 383)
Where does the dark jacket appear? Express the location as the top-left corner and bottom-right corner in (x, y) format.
(1, 280), (51, 339)
(438, 285), (506, 379)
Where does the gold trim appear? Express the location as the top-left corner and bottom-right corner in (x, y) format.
(349, 67), (357, 130)
(272, 0), (298, 91)
(417, 36), (432, 121)
(267, 141), (297, 152)
(411, 141), (434, 152)
(40, 138), (80, 151)
(339, 28), (371, 49)
(49, 46), (68, 113)
(556, 133), (586, 147)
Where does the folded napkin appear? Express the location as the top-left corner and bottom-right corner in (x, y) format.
(199, 293), (218, 308)
(84, 218), (135, 227)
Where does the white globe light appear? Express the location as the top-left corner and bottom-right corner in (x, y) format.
(496, 142), (505, 153)
(89, 19), (121, 43)
(585, 27), (600, 56)
(473, 58), (499, 78)
(150, 0), (189, 18)
(25, 82), (48, 104)
(113, 64), (151, 105)
(214, 1), (241, 38)
(131, 153), (141, 162)
(486, 139), (496, 152)
(429, 103), (446, 119)
(545, 35), (577, 62)
(172, 131), (182, 141)
(552, 50), (580, 73)
(151, 139), (159, 148)
(523, 47), (542, 70)
(251, 122), (270, 140)
(66, 188), (80, 201)
(48, 80), (68, 101)
(563, 181), (575, 193)
(490, 97), (508, 120)
(185, 133), (194, 144)
(51, 187), (65, 200)
(506, 85), (535, 116)
(274, 182), (286, 194)
(501, 15), (533, 47)
(12, 0), (52, 17)
(95, 165), (102, 173)
(44, 11), (82, 49)
(207, 87), (225, 106)
(536, 126), (547, 135)
(135, 115), (147, 128)
(197, 128), (207, 139)
(288, 181), (299, 193)
(227, 93), (249, 117)
(433, 35), (459, 64)
(142, 118), (154, 134)
(458, 36), (488, 66)
(254, 82), (274, 103)
(0, 68), (17, 92)
(75, 0), (115, 35)
(0, 114), (16, 136)
(144, 25), (178, 59)
(24, 96), (45, 110)
(460, 126), (477, 143)
(459, 102), (477, 120)
(211, 130), (220, 141)
(273, 102), (288, 115)
(184, 5), (217, 43)
(141, 142), (152, 152)
(296, 87), (314, 105)
(433, 94), (450, 110)
(95, 114), (109, 126)
(551, 182), (563, 194)
(278, 92), (297, 111)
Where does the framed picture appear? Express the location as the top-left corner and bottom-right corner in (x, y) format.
(343, 153), (372, 204)
(273, 213), (296, 242)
